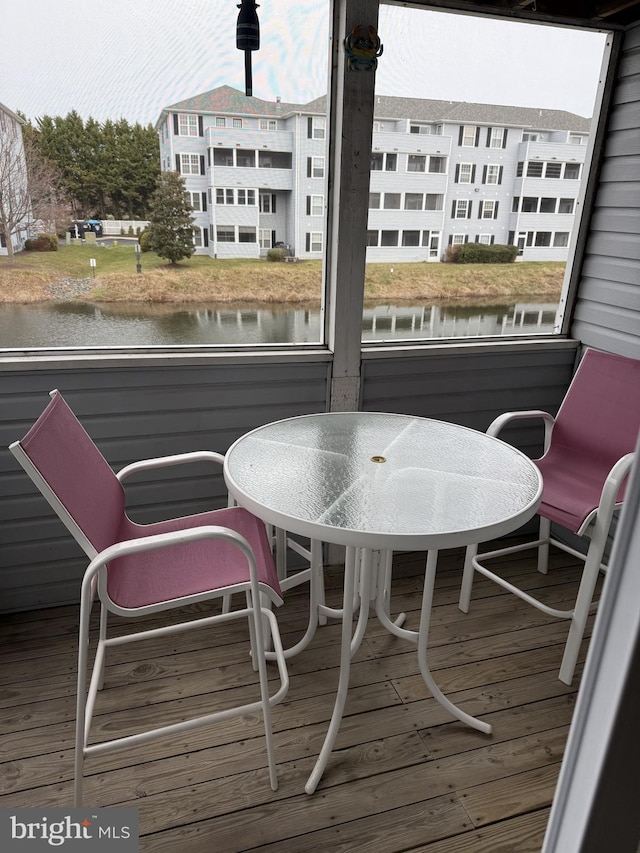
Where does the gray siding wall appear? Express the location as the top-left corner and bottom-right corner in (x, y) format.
(361, 343), (578, 457)
(571, 23), (640, 358)
(0, 359), (330, 612)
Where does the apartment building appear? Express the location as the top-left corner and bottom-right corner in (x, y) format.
(156, 85), (590, 262)
(0, 102), (30, 257)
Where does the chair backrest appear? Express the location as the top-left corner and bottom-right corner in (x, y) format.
(539, 348), (640, 519)
(553, 348), (640, 462)
(10, 391), (125, 558)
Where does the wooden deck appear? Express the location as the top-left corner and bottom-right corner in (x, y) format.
(0, 542), (594, 852)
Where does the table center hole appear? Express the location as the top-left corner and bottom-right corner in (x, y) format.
(370, 455), (386, 464)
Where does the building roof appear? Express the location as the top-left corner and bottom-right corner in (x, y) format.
(160, 85), (305, 123)
(0, 102), (25, 125)
(160, 85), (591, 132)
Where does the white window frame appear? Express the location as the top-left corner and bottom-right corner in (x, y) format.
(260, 118), (277, 131)
(189, 191), (201, 211)
(193, 228), (203, 247)
(564, 163), (582, 179)
(404, 193), (424, 211)
(558, 197), (576, 214)
(232, 118), (243, 128)
(458, 163), (473, 184)
(461, 125), (477, 147)
(238, 226), (257, 243)
(311, 117), (325, 139)
(178, 114), (198, 136)
(477, 234), (492, 245)
(485, 164), (501, 185)
(407, 155), (426, 172)
(310, 194), (324, 216)
(480, 200), (497, 219)
(216, 188), (235, 205)
(428, 156), (447, 173)
(216, 226), (235, 242)
(311, 156), (325, 178)
(309, 231), (323, 252)
(215, 116), (226, 127)
(180, 153), (201, 175)
(454, 199), (471, 219)
(451, 234), (466, 245)
(259, 193), (276, 213)
(237, 189), (256, 206)
(259, 228), (272, 249)
(489, 126), (505, 148)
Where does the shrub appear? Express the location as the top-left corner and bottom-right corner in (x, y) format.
(138, 229), (151, 252)
(267, 248), (285, 262)
(24, 233), (59, 252)
(127, 226), (134, 236)
(447, 242), (518, 264)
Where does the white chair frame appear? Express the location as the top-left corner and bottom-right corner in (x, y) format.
(459, 409), (635, 685)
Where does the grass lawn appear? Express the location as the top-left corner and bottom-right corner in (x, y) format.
(0, 243), (565, 305)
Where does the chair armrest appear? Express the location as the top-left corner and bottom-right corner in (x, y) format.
(117, 451), (225, 482)
(487, 410), (556, 453)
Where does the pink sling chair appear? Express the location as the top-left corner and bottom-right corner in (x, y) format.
(10, 390), (289, 806)
(459, 348), (640, 685)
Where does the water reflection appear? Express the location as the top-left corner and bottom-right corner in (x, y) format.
(0, 299), (558, 349)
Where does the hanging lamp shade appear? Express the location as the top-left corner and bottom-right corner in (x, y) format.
(236, 0), (260, 96)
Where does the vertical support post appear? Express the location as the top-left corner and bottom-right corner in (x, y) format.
(325, 0), (379, 413)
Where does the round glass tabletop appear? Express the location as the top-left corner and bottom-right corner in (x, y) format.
(224, 412), (542, 550)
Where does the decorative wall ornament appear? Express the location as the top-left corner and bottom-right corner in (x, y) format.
(343, 24), (383, 71)
(236, 0), (260, 96)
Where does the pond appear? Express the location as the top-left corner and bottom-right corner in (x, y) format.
(0, 299), (558, 349)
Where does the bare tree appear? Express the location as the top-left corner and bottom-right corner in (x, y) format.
(23, 135), (71, 236)
(0, 112), (69, 262)
(0, 109), (31, 262)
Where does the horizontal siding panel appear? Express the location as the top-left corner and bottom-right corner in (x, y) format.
(585, 231), (640, 260)
(622, 22), (640, 50)
(612, 74), (640, 107)
(599, 154), (640, 183)
(578, 275), (640, 310)
(361, 347), (577, 435)
(570, 320), (640, 359)
(617, 45), (640, 78)
(594, 181), (640, 207)
(603, 127), (640, 157)
(570, 24), (640, 354)
(581, 254), (640, 286)
(572, 301), (640, 336)
(607, 101), (640, 132)
(590, 207), (640, 234)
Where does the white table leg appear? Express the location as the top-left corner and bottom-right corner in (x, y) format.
(305, 545), (368, 794)
(418, 549), (492, 734)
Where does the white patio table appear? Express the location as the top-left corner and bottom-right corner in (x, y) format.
(223, 411), (542, 793)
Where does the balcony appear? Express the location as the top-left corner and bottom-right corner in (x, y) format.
(0, 541), (588, 850)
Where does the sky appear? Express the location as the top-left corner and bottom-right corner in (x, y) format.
(2, 1), (608, 127)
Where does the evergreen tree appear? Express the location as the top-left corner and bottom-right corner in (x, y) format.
(146, 171), (195, 264)
(32, 112), (160, 219)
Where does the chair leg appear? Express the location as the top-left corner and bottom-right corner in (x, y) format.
(74, 590), (93, 807)
(537, 517), (551, 574)
(558, 531), (606, 685)
(97, 603), (108, 691)
(459, 543), (478, 613)
(248, 601), (279, 791)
